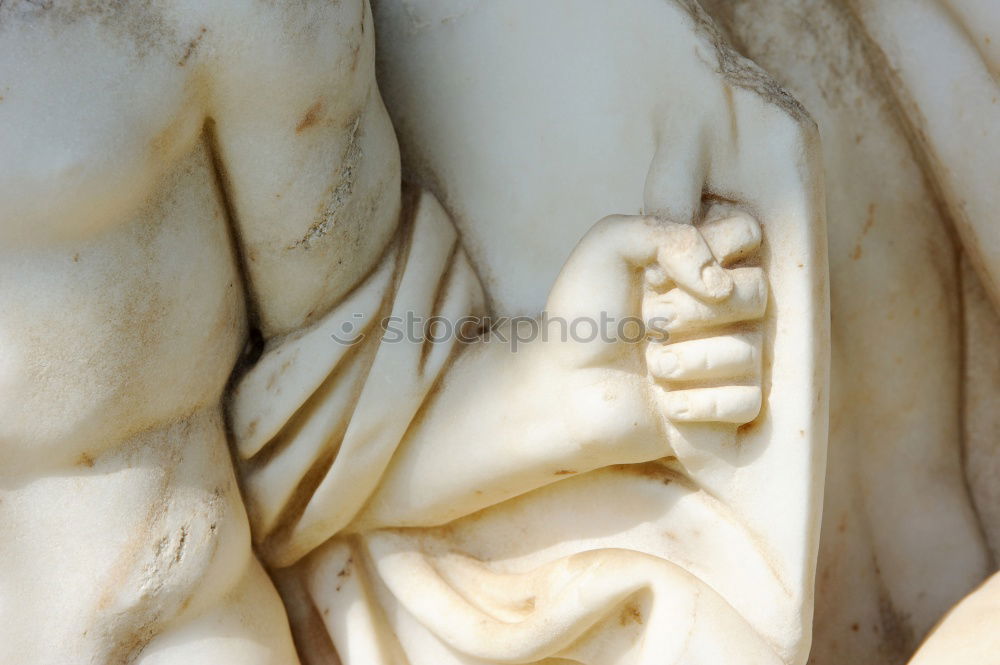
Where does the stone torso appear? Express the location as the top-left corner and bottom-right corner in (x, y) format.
(0, 4), (296, 662)
(0, 1), (243, 466)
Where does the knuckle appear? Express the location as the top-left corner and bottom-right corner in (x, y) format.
(733, 213), (763, 241)
(590, 214), (626, 235)
(677, 224), (701, 242)
(591, 214), (639, 237)
(660, 222), (700, 247)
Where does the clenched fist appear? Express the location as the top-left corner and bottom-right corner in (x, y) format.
(545, 205), (766, 460)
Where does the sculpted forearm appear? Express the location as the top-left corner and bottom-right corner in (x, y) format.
(354, 211), (767, 531)
(352, 338), (664, 530)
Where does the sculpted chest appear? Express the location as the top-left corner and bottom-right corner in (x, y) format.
(0, 5), (207, 246)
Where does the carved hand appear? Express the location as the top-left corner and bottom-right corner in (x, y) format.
(545, 207), (766, 456)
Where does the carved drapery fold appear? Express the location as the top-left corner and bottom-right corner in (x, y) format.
(229, 188), (805, 665)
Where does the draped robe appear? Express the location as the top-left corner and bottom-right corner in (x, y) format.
(229, 187), (822, 665)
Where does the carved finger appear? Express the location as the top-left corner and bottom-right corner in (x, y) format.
(647, 333), (761, 381)
(654, 223), (733, 302)
(699, 210), (762, 266)
(547, 214), (660, 324)
(546, 215), (734, 367)
(644, 123), (711, 224)
(659, 385), (762, 423)
(645, 267), (766, 334)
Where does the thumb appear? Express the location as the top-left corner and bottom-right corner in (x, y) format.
(643, 121), (711, 224)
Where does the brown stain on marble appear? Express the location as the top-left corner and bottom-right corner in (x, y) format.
(296, 101), (324, 134)
(264, 353), (297, 393)
(618, 602), (644, 626)
(11, 0), (180, 60)
(177, 26), (206, 67)
(851, 203), (876, 260)
(334, 555), (353, 592)
(876, 586), (915, 660)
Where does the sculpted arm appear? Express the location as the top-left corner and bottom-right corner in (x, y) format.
(194, 0), (412, 567)
(204, 0), (401, 340)
(204, 0), (767, 554)
(206, 7), (807, 604)
(199, 4), (826, 664)
(353, 211), (768, 530)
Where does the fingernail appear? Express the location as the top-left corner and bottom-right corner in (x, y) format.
(701, 265), (733, 299)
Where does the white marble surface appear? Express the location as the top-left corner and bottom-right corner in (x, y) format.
(3, 0), (999, 663)
(373, 0), (1000, 663)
